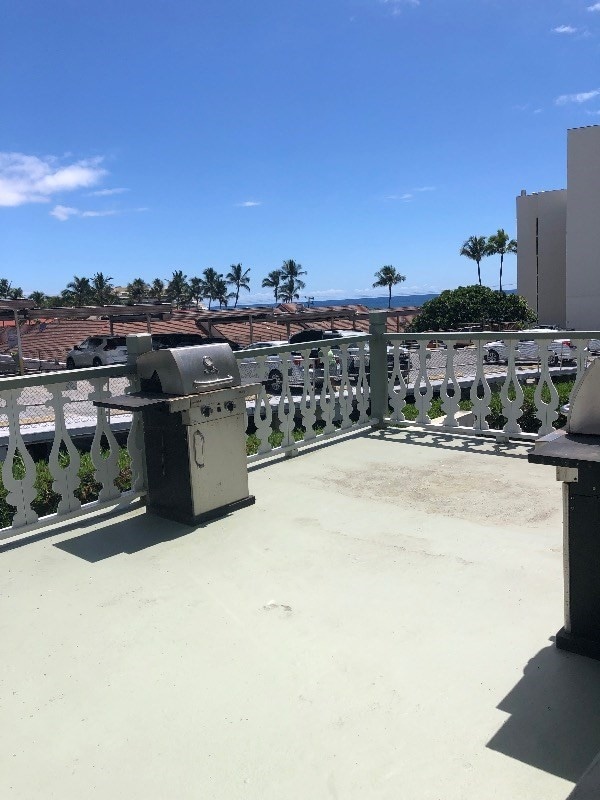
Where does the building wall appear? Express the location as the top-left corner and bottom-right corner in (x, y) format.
(566, 126), (600, 329)
(516, 190), (567, 327)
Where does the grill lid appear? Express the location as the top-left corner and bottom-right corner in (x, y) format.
(137, 343), (241, 396)
(567, 359), (600, 435)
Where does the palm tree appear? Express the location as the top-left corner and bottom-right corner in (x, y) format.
(0, 278), (11, 298)
(200, 268), (221, 309)
(63, 275), (92, 306)
(166, 270), (190, 309)
(279, 259), (306, 303)
(188, 277), (205, 309)
(91, 272), (117, 305)
(226, 263), (251, 308)
(126, 278), (148, 304)
(150, 278), (165, 301)
(279, 276), (303, 303)
(8, 287), (24, 299)
(486, 229), (517, 293)
(261, 270), (283, 304)
(29, 291), (46, 307)
(213, 276), (233, 309)
(372, 265), (406, 308)
(460, 236), (489, 286)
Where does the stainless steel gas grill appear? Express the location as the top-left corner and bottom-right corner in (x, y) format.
(94, 344), (259, 525)
(529, 359), (600, 661)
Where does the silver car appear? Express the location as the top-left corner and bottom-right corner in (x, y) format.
(65, 336), (128, 369)
(483, 335), (577, 366)
(237, 341), (290, 394)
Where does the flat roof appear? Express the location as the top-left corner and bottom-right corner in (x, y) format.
(0, 429), (592, 799)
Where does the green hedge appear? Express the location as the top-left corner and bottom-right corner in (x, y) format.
(0, 449), (132, 530)
(401, 379), (574, 433)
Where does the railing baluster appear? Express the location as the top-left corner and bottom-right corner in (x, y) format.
(48, 383), (82, 514)
(570, 338), (590, 400)
(277, 353), (296, 450)
(300, 347), (317, 443)
(469, 339), (491, 430)
(500, 340), (524, 436)
(533, 339), (559, 436)
(319, 354), (336, 435)
(388, 342), (407, 423)
(414, 342), (433, 424)
(89, 377), (121, 502)
(123, 373), (146, 492)
(440, 340), (460, 427)
(1, 389), (38, 528)
(253, 354), (275, 455)
(354, 343), (369, 425)
(337, 343), (353, 430)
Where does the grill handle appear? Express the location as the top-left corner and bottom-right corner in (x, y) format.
(192, 375), (234, 391)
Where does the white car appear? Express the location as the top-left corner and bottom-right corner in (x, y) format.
(483, 335), (577, 366)
(237, 341), (290, 393)
(65, 336), (128, 369)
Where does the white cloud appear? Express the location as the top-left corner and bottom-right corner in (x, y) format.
(386, 187), (434, 201)
(88, 187), (129, 197)
(0, 153), (106, 207)
(50, 204), (146, 222)
(555, 89), (600, 105)
(80, 209), (118, 218)
(552, 25), (577, 34)
(236, 200), (261, 207)
(50, 205), (79, 222)
(587, 3), (600, 11)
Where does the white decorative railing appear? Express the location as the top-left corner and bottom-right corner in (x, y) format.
(384, 330), (600, 440)
(3, 325), (600, 539)
(0, 363), (143, 540)
(235, 336), (371, 461)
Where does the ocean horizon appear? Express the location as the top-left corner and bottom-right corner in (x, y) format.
(238, 288), (516, 311)
(238, 292), (439, 310)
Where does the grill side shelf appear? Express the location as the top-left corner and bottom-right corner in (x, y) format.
(93, 392), (186, 412)
(529, 429), (600, 467)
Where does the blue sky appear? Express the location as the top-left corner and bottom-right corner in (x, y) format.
(1, 0), (599, 303)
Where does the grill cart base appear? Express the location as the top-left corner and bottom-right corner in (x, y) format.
(529, 430), (600, 661)
(142, 391), (255, 525)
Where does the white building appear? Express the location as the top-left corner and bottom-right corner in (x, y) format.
(517, 124), (600, 330)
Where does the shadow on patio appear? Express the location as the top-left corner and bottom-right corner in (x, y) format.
(488, 642), (600, 784)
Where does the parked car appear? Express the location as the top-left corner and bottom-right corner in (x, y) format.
(238, 341), (290, 393)
(239, 340), (345, 393)
(586, 339), (600, 355)
(65, 336), (128, 369)
(483, 333), (577, 366)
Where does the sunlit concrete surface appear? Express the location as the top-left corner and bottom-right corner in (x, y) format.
(2, 428), (600, 800)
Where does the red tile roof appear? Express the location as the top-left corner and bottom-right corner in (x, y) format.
(0, 306), (421, 362)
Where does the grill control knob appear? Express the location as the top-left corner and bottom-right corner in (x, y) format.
(201, 405), (213, 417)
(224, 401), (235, 412)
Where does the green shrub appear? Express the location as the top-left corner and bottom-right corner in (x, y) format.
(400, 378), (573, 433)
(0, 447), (133, 529)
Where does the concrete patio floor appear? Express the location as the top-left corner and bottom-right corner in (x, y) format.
(3, 428), (600, 799)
